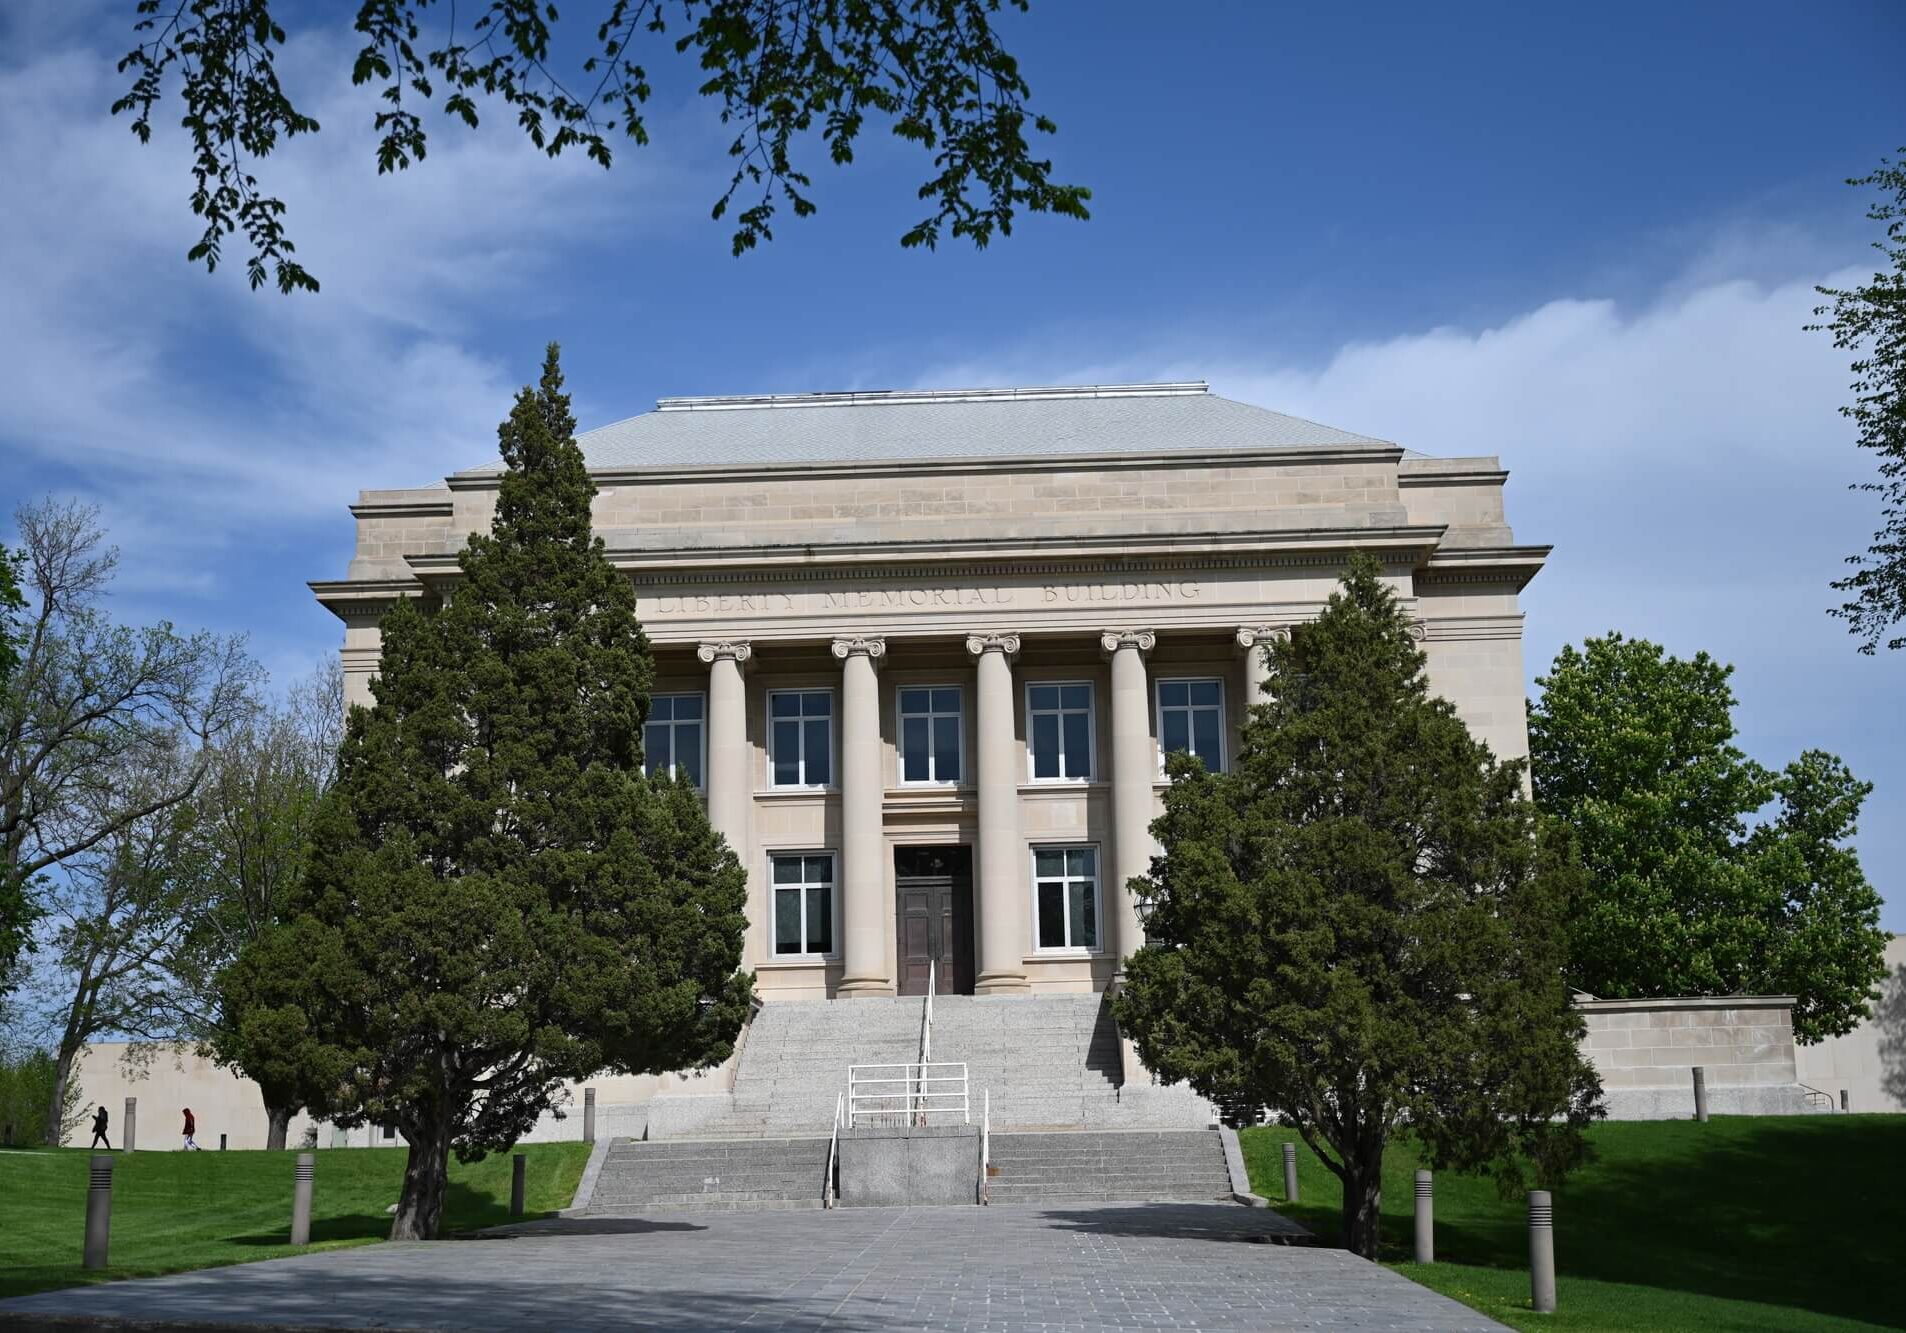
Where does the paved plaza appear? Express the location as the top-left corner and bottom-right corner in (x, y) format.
(1, 1201), (1503, 1332)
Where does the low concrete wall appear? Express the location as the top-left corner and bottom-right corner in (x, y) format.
(838, 1125), (980, 1207)
(1577, 995), (1811, 1120)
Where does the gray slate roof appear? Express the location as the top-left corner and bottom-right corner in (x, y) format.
(455, 383), (1386, 475)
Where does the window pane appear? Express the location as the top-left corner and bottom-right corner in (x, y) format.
(932, 688), (960, 714)
(772, 721), (800, 785)
(1069, 848), (1096, 878)
(804, 720), (831, 785)
(1060, 684), (1090, 711)
(902, 716), (929, 782)
(1029, 684), (1059, 711)
(1073, 881), (1098, 949)
(771, 693), (799, 718)
(1062, 713), (1090, 778)
(1031, 713), (1059, 778)
(1159, 681), (1187, 709)
(1190, 681), (1221, 707)
(806, 884), (832, 954)
(676, 694), (704, 720)
(774, 887), (801, 953)
(899, 687), (929, 716)
(644, 723), (669, 775)
(807, 855), (833, 884)
(933, 716), (960, 782)
(678, 723), (704, 786)
(651, 695), (675, 721)
(1034, 849), (1065, 879)
(804, 692), (832, 718)
(1037, 882), (1067, 949)
(1193, 710), (1221, 766)
(1161, 709), (1190, 755)
(773, 856), (802, 885)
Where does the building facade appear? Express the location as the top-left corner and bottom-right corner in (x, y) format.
(313, 382), (1546, 1005)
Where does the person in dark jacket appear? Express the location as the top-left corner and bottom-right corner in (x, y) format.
(182, 1107), (201, 1151)
(89, 1105), (110, 1150)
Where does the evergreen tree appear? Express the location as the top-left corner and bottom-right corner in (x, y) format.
(1115, 554), (1601, 1260)
(1530, 635), (1887, 1042)
(232, 345), (752, 1238)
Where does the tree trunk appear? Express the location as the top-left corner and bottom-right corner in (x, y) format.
(43, 1049), (76, 1148)
(265, 1102), (294, 1152)
(389, 1118), (451, 1241)
(1339, 1143), (1387, 1260)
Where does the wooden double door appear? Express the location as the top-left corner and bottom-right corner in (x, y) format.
(894, 845), (975, 997)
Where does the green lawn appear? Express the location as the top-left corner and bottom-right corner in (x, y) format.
(1240, 1116), (1905, 1332)
(0, 1140), (592, 1301)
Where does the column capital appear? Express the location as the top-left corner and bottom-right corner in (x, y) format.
(696, 639), (753, 666)
(1235, 624), (1289, 653)
(964, 632), (1022, 660)
(1098, 629), (1156, 659)
(830, 635), (887, 664)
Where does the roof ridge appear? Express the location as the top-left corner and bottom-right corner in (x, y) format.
(654, 382), (1209, 412)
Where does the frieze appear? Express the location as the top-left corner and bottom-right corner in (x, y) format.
(641, 578), (1207, 621)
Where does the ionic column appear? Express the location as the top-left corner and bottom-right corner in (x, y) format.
(1100, 630), (1157, 971)
(696, 641), (753, 861)
(1236, 625), (1283, 708)
(832, 636), (890, 996)
(967, 633), (1029, 994)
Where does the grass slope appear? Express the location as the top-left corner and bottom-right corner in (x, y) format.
(0, 1141), (592, 1301)
(1241, 1115), (1904, 1332)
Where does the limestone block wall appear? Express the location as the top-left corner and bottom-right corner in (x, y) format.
(1794, 935), (1906, 1113)
(1577, 996), (1811, 1119)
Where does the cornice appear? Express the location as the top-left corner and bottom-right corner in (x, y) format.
(348, 498), (455, 520)
(1396, 468), (1509, 488)
(1418, 545), (1552, 590)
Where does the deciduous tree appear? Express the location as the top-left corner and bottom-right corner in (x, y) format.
(113, 0), (1090, 293)
(1529, 634), (1887, 1041)
(1115, 554), (1601, 1260)
(231, 345), (753, 1239)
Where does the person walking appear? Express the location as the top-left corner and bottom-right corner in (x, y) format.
(181, 1107), (201, 1151)
(89, 1105), (110, 1150)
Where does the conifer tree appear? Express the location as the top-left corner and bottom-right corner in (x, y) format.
(229, 345), (752, 1239)
(1115, 554), (1601, 1259)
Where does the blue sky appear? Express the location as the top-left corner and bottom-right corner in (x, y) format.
(3, 1), (1904, 928)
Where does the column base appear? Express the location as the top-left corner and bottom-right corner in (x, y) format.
(835, 976), (896, 998)
(973, 971), (1031, 995)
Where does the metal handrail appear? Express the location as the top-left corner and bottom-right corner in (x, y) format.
(847, 1062), (969, 1127)
(1797, 1081), (1837, 1112)
(918, 959), (935, 1123)
(980, 1088), (991, 1205)
(824, 1091), (844, 1207)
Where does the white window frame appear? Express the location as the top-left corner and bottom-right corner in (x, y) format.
(644, 692), (708, 789)
(1024, 680), (1096, 783)
(1155, 677), (1226, 774)
(768, 850), (839, 958)
(1029, 844), (1102, 954)
(895, 683), (965, 787)
(766, 688), (836, 790)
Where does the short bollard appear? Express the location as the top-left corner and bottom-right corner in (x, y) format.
(1528, 1190), (1557, 1314)
(123, 1096), (137, 1153)
(290, 1151), (315, 1245)
(219, 1133), (228, 1151)
(583, 1087), (597, 1144)
(1413, 1169), (1434, 1264)
(1840, 1089), (1849, 1112)
(511, 1153), (527, 1218)
(1281, 1141), (1299, 1202)
(83, 1155), (114, 1269)
(1692, 1066), (1708, 1123)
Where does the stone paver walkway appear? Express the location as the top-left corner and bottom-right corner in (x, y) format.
(0, 1202), (1505, 1331)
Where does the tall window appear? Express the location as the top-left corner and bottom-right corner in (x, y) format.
(769, 690), (834, 787)
(644, 693), (706, 787)
(1157, 679), (1224, 772)
(1027, 682), (1093, 781)
(771, 853), (835, 956)
(1032, 847), (1099, 951)
(898, 686), (962, 784)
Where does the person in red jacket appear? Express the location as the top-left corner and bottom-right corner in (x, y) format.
(182, 1107), (201, 1151)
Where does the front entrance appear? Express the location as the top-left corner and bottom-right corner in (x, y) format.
(895, 845), (975, 996)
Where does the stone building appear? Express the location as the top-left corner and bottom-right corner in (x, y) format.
(313, 381), (1544, 1010)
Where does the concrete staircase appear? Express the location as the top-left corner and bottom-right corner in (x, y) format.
(928, 994), (1121, 1128)
(985, 1129), (1233, 1205)
(581, 1137), (832, 1213)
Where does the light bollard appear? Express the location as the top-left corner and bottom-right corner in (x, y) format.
(1692, 1066), (1709, 1123)
(1413, 1169), (1434, 1263)
(290, 1151), (315, 1246)
(219, 1133), (227, 1151)
(1840, 1089), (1849, 1112)
(123, 1096), (137, 1153)
(1528, 1190), (1557, 1314)
(583, 1087), (596, 1144)
(1281, 1141), (1299, 1202)
(511, 1153), (527, 1218)
(83, 1154), (114, 1270)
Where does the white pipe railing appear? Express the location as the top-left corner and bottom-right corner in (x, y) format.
(917, 958), (935, 1123)
(980, 1088), (991, 1205)
(847, 1063), (969, 1127)
(823, 1090), (844, 1207)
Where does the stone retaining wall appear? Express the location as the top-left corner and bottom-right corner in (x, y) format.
(1577, 995), (1812, 1119)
